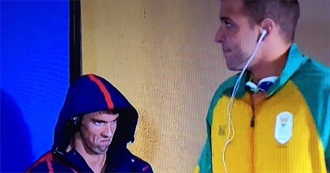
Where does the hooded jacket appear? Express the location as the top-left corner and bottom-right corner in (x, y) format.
(27, 74), (153, 173)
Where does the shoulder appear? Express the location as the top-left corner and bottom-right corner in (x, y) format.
(290, 58), (330, 128)
(214, 74), (239, 97)
(292, 58), (330, 93)
(206, 74), (239, 121)
(28, 162), (75, 173)
(286, 44), (330, 92)
(297, 58), (330, 80)
(27, 152), (75, 173)
(27, 162), (49, 173)
(209, 74), (239, 106)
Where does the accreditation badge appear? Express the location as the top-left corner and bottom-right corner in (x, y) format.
(275, 112), (293, 144)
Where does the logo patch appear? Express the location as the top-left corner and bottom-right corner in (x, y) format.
(275, 112), (293, 144)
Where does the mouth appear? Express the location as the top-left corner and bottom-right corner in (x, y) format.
(222, 48), (231, 53)
(100, 139), (111, 145)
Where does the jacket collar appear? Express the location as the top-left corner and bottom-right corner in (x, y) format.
(54, 149), (93, 172)
(267, 43), (308, 96)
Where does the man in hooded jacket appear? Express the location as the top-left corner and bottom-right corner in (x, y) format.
(27, 74), (153, 173)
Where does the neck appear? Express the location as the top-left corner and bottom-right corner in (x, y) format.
(67, 133), (107, 173)
(76, 148), (106, 173)
(249, 43), (291, 83)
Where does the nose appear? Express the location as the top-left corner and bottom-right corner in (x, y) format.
(214, 26), (225, 44)
(102, 123), (116, 137)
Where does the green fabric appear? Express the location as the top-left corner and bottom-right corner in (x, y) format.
(327, 141), (330, 172)
(292, 60), (330, 146)
(198, 74), (240, 172)
(288, 51), (330, 171)
(197, 43), (330, 171)
(197, 120), (212, 173)
(267, 44), (308, 96)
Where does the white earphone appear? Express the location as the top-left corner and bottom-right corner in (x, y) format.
(260, 29), (268, 42)
(222, 29), (267, 173)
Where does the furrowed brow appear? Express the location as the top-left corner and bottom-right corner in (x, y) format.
(91, 118), (107, 123)
(220, 16), (231, 21)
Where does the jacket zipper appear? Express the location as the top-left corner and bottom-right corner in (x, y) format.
(250, 113), (255, 173)
(250, 114), (255, 127)
(250, 98), (256, 173)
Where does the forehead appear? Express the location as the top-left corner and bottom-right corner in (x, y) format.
(219, 0), (245, 18)
(84, 112), (119, 120)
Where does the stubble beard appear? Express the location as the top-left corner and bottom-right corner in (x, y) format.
(225, 48), (249, 71)
(92, 145), (109, 154)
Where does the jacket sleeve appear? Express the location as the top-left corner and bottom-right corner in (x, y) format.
(326, 97), (330, 172)
(325, 93), (330, 172)
(27, 161), (77, 173)
(26, 162), (50, 173)
(326, 142), (329, 172)
(195, 117), (212, 173)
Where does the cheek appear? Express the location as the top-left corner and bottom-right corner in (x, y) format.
(237, 33), (257, 54)
(242, 29), (259, 46)
(89, 130), (101, 143)
(241, 36), (256, 48)
(81, 126), (99, 139)
(228, 25), (240, 38)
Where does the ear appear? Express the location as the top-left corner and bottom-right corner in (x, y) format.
(260, 18), (275, 34)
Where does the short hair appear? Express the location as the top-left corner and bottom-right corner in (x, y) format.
(241, 0), (300, 42)
(84, 109), (119, 117)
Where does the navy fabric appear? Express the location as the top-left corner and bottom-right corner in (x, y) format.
(27, 74), (153, 172)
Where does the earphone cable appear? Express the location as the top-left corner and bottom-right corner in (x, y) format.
(222, 30), (267, 173)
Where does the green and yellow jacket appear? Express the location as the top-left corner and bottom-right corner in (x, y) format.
(195, 44), (330, 173)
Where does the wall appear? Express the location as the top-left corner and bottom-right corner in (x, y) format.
(1, 1), (69, 172)
(81, 1), (330, 172)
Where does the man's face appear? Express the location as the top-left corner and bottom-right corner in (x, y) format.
(80, 112), (119, 155)
(214, 0), (260, 71)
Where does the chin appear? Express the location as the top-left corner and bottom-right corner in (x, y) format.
(226, 64), (242, 71)
(94, 149), (108, 154)
(92, 147), (109, 154)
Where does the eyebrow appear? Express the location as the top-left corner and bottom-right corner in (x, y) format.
(112, 116), (119, 121)
(220, 16), (231, 21)
(90, 116), (118, 123)
(91, 118), (107, 123)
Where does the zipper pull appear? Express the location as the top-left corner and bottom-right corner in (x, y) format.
(250, 115), (255, 127)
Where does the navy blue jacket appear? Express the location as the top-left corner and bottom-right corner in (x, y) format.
(28, 149), (152, 172)
(26, 74), (153, 173)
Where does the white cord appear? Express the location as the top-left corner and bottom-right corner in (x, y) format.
(222, 30), (267, 173)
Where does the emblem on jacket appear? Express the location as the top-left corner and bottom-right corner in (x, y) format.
(275, 112), (293, 144)
(219, 125), (226, 136)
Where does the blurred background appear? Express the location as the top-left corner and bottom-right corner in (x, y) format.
(1, 0), (329, 172)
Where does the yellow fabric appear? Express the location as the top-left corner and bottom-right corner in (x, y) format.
(194, 166), (200, 173)
(210, 81), (327, 172)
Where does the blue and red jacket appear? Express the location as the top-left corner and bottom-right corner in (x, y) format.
(26, 74), (153, 172)
(27, 148), (152, 172)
